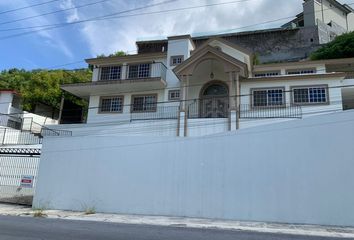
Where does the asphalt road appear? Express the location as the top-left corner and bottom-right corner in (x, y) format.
(0, 215), (350, 240)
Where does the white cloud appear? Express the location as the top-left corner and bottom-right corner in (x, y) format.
(0, 0), (75, 59)
(77, 0), (305, 56)
(60, 0), (79, 23)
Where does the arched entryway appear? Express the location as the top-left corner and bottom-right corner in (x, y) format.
(200, 81), (229, 118)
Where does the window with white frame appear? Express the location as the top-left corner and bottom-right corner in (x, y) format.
(99, 96), (124, 113)
(170, 56), (184, 66)
(168, 90), (180, 101)
(254, 72), (280, 77)
(292, 86), (328, 104)
(286, 69), (316, 75)
(100, 66), (121, 80)
(131, 94), (157, 112)
(252, 88), (285, 107)
(128, 63), (151, 79)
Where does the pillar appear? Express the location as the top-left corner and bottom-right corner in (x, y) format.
(228, 72), (239, 131)
(178, 75), (189, 137)
(235, 72), (240, 130)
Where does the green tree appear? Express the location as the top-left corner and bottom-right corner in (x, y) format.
(97, 50), (127, 58)
(311, 32), (354, 60)
(0, 68), (92, 112)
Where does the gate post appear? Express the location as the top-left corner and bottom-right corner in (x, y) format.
(229, 109), (238, 131)
(177, 111), (187, 137)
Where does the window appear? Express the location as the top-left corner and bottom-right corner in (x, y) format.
(252, 88), (285, 107)
(131, 95), (157, 112)
(254, 72), (280, 77)
(170, 56), (184, 66)
(292, 86), (328, 105)
(100, 66), (121, 80)
(128, 63), (151, 79)
(168, 90), (180, 101)
(286, 69), (316, 75)
(99, 96), (124, 113)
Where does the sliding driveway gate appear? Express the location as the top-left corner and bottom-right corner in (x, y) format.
(0, 148), (40, 205)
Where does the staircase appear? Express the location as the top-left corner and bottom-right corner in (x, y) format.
(0, 116), (72, 146)
(0, 128), (41, 146)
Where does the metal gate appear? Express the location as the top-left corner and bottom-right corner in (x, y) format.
(0, 148), (40, 205)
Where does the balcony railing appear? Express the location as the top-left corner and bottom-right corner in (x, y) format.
(126, 62), (167, 81)
(239, 104), (302, 119)
(99, 63), (167, 82)
(130, 104), (179, 121)
(187, 99), (302, 119)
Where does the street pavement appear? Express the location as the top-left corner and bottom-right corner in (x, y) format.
(0, 215), (353, 240)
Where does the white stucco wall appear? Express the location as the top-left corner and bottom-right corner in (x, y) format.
(240, 78), (344, 117)
(34, 110), (354, 226)
(165, 37), (194, 99)
(303, 0), (349, 30)
(0, 92), (13, 114)
(348, 12), (354, 31)
(87, 90), (165, 124)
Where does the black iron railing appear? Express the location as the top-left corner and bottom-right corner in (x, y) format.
(187, 100), (302, 119)
(130, 105), (179, 121)
(0, 114), (72, 145)
(239, 104), (302, 119)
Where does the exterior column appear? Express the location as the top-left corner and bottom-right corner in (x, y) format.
(58, 95), (65, 124)
(178, 75), (189, 137)
(121, 63), (127, 80)
(235, 72), (240, 130)
(228, 72), (238, 131)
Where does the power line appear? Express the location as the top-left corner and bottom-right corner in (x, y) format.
(0, 0), (180, 33)
(0, 0), (254, 40)
(0, 0), (112, 26)
(10, 1), (354, 70)
(0, 0), (61, 15)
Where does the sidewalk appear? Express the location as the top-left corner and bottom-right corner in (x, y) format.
(0, 203), (354, 238)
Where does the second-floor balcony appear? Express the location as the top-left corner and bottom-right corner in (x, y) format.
(61, 62), (167, 99)
(99, 62), (167, 82)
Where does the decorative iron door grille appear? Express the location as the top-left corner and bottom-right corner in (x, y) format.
(199, 97), (229, 118)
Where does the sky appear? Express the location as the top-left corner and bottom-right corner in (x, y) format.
(0, 0), (351, 70)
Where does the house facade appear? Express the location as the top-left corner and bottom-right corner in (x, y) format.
(61, 35), (354, 137)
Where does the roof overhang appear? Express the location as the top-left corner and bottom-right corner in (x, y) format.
(61, 78), (167, 99)
(85, 52), (167, 66)
(244, 72), (346, 82)
(253, 58), (354, 69)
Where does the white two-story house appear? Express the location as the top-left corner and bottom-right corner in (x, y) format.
(60, 34), (354, 137)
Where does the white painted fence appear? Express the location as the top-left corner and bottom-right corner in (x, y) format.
(34, 110), (354, 226)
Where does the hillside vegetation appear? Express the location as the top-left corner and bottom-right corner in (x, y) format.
(0, 68), (91, 112)
(311, 31), (354, 60)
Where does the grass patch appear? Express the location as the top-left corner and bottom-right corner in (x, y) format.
(84, 207), (96, 215)
(33, 208), (47, 218)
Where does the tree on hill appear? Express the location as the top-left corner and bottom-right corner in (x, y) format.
(97, 51), (127, 58)
(0, 68), (91, 113)
(311, 32), (354, 60)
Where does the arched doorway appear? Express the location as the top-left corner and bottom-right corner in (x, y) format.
(200, 81), (229, 118)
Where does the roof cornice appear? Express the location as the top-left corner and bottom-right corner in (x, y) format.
(253, 58), (354, 69)
(85, 52), (167, 65)
(244, 72), (346, 81)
